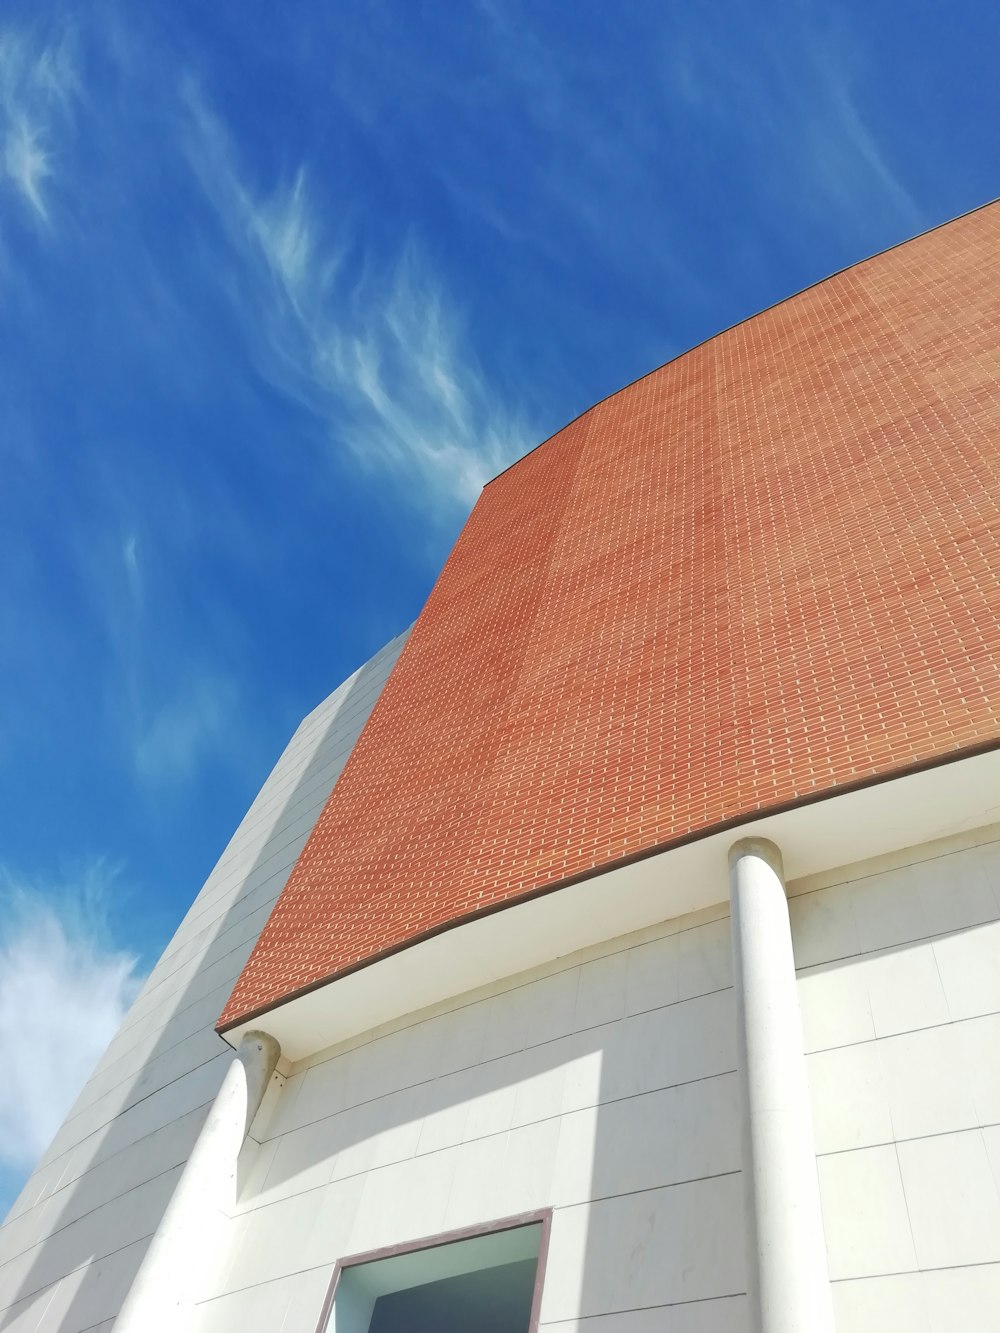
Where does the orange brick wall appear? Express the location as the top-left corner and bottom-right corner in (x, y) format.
(220, 204), (1000, 1029)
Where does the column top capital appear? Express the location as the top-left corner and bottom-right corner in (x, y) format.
(728, 835), (784, 877)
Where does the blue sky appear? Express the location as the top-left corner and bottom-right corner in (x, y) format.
(0, 0), (997, 1211)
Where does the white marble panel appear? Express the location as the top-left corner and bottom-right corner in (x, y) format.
(295, 1173), (368, 1274)
(574, 950), (628, 1031)
(625, 931), (680, 1016)
(0, 1282), (58, 1333)
(559, 1039), (605, 1115)
(218, 1186), (327, 1294)
(916, 848), (999, 938)
(851, 863), (927, 953)
(807, 1043), (893, 1154)
(350, 1147), (459, 1256)
(362, 1104), (423, 1172)
(933, 919), (1000, 1020)
(865, 943), (950, 1038)
(441, 1135), (509, 1234)
(479, 967), (581, 1063)
(957, 1012), (1000, 1126)
(48, 1106), (205, 1236)
(415, 1098), (470, 1155)
(412, 999), (490, 1082)
(797, 957), (875, 1053)
(790, 883), (861, 968)
(190, 1267), (330, 1333)
(0, 1169), (177, 1318)
(830, 1271), (930, 1333)
(461, 1075), (517, 1142)
(235, 1135), (280, 1206)
(551, 1107), (599, 1208)
(347, 1025), (436, 1107)
(18, 1235), (148, 1333)
(877, 1023), (980, 1141)
(537, 1206), (588, 1326)
(278, 1053), (355, 1137)
(896, 1129), (1000, 1269)
(983, 1123), (1000, 1183)
(123, 1042), (230, 1120)
(511, 1063), (567, 1129)
(0, 1159), (62, 1229)
(495, 1117), (562, 1218)
(256, 1117), (338, 1205)
(588, 1076), (740, 1202)
(921, 1262), (1000, 1333)
(0, 1196), (59, 1275)
(600, 988), (736, 1103)
(676, 916), (733, 998)
(542, 1173), (745, 1322)
(817, 1145), (917, 1279)
(538, 1296), (747, 1333)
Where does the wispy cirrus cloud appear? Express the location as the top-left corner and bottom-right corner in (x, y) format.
(92, 525), (243, 786)
(0, 865), (143, 1199)
(0, 24), (80, 224)
(184, 88), (527, 507)
(667, 9), (923, 237)
(132, 674), (240, 787)
(122, 531), (143, 611)
(71, 519), (247, 790)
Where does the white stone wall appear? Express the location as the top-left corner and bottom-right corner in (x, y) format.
(192, 902), (747, 1333)
(790, 827), (1000, 1333)
(192, 825), (1000, 1333)
(4, 653), (997, 1333)
(0, 631), (409, 1333)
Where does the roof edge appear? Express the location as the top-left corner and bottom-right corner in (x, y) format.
(217, 734), (1000, 1036)
(484, 195), (1000, 491)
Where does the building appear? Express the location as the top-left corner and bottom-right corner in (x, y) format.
(2, 202), (1000, 1333)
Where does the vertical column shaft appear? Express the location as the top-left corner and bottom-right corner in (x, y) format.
(729, 837), (834, 1333)
(115, 1030), (280, 1333)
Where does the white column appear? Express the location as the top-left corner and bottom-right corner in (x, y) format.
(115, 1030), (280, 1333)
(729, 837), (835, 1333)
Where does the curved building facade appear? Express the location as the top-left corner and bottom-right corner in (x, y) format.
(3, 204), (1000, 1333)
(222, 198), (1000, 1029)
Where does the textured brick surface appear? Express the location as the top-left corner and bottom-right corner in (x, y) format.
(220, 204), (1000, 1029)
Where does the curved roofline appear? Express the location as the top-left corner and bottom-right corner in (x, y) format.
(484, 195), (1000, 490)
(218, 736), (1000, 1035)
(220, 194), (1000, 1034)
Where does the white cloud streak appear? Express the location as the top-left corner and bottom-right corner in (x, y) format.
(122, 531), (143, 610)
(0, 867), (143, 1180)
(467, 3), (921, 267)
(184, 88), (527, 507)
(73, 517), (246, 790)
(0, 25), (79, 223)
(132, 675), (239, 786)
(668, 13), (922, 236)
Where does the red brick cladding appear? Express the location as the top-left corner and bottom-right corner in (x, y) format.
(219, 205), (1000, 1029)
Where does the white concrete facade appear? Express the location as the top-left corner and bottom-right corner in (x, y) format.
(0, 631), (409, 1333)
(181, 821), (1000, 1333)
(1, 625), (998, 1331)
(114, 1030), (281, 1333)
(792, 827), (1000, 1331)
(196, 899), (749, 1331)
